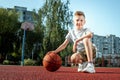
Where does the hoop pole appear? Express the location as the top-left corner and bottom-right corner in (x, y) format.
(21, 29), (26, 66)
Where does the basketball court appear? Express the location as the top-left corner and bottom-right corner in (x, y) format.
(0, 65), (120, 80)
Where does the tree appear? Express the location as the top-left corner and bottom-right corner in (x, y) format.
(0, 8), (19, 33)
(39, 0), (72, 52)
(34, 0), (73, 65)
(0, 8), (20, 63)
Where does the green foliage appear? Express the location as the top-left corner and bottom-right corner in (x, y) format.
(0, 8), (19, 33)
(95, 58), (102, 67)
(0, 0), (73, 66)
(38, 0), (73, 53)
(30, 0), (73, 65)
(3, 60), (10, 65)
(0, 8), (21, 63)
(60, 44), (73, 65)
(24, 58), (36, 66)
(104, 60), (108, 67)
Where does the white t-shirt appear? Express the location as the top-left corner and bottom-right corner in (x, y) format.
(65, 27), (92, 52)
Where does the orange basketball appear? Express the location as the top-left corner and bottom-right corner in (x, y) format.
(43, 51), (62, 72)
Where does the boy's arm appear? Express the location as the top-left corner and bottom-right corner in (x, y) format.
(72, 32), (93, 52)
(54, 39), (69, 54)
(76, 32), (93, 43)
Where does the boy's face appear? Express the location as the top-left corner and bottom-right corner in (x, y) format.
(73, 15), (86, 30)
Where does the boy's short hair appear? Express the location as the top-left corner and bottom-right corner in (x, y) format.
(74, 11), (85, 18)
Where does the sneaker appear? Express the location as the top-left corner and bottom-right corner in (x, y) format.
(78, 62), (88, 72)
(82, 63), (95, 73)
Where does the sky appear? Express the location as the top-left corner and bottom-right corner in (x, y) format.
(0, 0), (120, 37)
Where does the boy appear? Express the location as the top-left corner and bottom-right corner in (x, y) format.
(53, 11), (96, 73)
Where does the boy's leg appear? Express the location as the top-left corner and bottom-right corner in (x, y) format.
(83, 38), (93, 62)
(71, 52), (88, 72)
(82, 38), (95, 73)
(71, 53), (87, 71)
(77, 45), (96, 72)
(71, 53), (83, 64)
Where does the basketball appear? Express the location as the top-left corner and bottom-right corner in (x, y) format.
(43, 51), (62, 72)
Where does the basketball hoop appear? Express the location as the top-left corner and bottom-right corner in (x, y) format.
(21, 22), (34, 31)
(21, 21), (34, 66)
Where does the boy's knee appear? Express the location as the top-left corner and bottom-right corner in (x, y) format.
(82, 38), (90, 44)
(71, 53), (83, 63)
